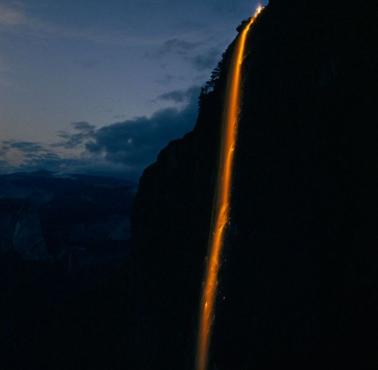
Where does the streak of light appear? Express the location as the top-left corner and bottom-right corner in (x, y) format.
(195, 6), (264, 370)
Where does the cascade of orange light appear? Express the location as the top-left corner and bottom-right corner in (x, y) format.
(195, 6), (263, 370)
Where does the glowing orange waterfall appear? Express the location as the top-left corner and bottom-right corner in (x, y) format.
(195, 6), (263, 370)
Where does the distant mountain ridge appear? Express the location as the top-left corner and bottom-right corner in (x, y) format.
(0, 171), (134, 266)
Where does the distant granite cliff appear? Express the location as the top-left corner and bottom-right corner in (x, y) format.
(131, 1), (377, 369)
(0, 198), (47, 259)
(0, 172), (134, 266)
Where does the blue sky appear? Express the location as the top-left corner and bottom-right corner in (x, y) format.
(0, 0), (264, 178)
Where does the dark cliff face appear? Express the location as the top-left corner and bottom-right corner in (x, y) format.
(131, 1), (377, 370)
(215, 3), (377, 370)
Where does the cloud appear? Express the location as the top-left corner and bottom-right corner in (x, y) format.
(0, 2), (158, 47)
(85, 86), (200, 175)
(0, 140), (62, 172)
(157, 86), (199, 103)
(0, 3), (27, 26)
(191, 48), (221, 71)
(1, 86), (200, 179)
(0, 138), (123, 177)
(151, 35), (223, 80)
(7, 140), (60, 161)
(155, 73), (177, 86)
(71, 121), (96, 132)
(155, 38), (202, 57)
(54, 121), (96, 149)
(9, 141), (44, 152)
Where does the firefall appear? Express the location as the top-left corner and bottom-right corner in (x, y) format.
(195, 6), (264, 370)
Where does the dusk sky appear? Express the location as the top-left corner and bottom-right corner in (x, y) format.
(0, 0), (265, 178)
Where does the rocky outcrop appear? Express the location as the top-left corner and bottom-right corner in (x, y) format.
(0, 199), (47, 260)
(131, 1), (378, 369)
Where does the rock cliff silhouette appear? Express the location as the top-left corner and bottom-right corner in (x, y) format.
(131, 1), (377, 369)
